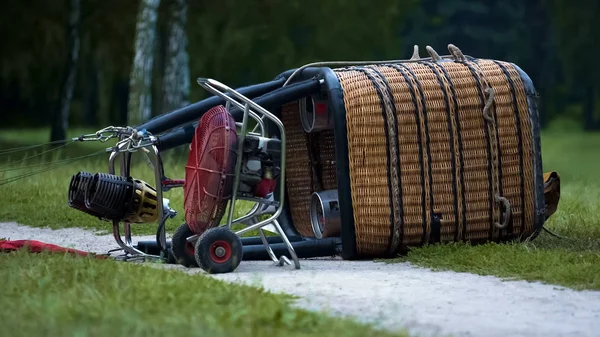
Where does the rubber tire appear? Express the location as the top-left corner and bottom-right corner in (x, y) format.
(165, 249), (177, 264)
(194, 227), (243, 274)
(170, 223), (199, 268)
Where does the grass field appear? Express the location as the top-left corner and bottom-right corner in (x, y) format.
(1, 126), (599, 294)
(0, 250), (409, 337)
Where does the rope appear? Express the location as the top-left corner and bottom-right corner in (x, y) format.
(542, 226), (570, 240)
(0, 149), (105, 186)
(465, 58), (506, 238)
(0, 139), (70, 155)
(0, 153), (104, 172)
(410, 45), (420, 60)
(283, 44), (476, 87)
(482, 87), (496, 122)
(0, 141), (75, 170)
(282, 49), (468, 87)
(494, 195), (511, 229)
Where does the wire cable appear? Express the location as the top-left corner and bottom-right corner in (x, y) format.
(0, 149), (106, 186)
(0, 141), (75, 170)
(0, 139), (70, 155)
(0, 152), (107, 172)
(542, 226), (570, 240)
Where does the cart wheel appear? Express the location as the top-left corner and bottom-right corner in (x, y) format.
(165, 249), (177, 264)
(194, 227), (243, 274)
(170, 223), (199, 268)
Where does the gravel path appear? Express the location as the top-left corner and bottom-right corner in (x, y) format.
(2, 221), (599, 337)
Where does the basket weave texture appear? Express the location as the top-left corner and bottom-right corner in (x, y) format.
(334, 59), (536, 256)
(280, 102), (337, 237)
(279, 58), (537, 257)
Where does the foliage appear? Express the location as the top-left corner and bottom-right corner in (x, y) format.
(1, 0), (596, 130)
(543, 0), (600, 129)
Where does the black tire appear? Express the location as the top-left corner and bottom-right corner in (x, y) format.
(194, 226), (243, 274)
(171, 223), (199, 268)
(165, 249), (177, 264)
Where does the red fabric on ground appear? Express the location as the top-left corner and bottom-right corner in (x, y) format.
(0, 239), (107, 259)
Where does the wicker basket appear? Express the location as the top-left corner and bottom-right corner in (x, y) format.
(278, 51), (545, 259)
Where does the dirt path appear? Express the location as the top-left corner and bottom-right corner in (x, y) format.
(2, 221), (599, 337)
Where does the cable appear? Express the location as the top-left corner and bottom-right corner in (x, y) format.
(0, 141), (75, 170)
(542, 226), (570, 240)
(282, 51), (467, 87)
(0, 149), (106, 186)
(0, 153), (106, 172)
(0, 139), (70, 155)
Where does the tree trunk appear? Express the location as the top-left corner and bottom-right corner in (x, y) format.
(50, 0), (81, 142)
(111, 77), (130, 126)
(127, 0), (161, 126)
(161, 0), (190, 114)
(83, 50), (99, 127)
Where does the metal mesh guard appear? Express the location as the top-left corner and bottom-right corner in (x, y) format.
(184, 105), (238, 234)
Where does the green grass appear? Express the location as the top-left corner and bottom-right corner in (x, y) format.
(0, 250), (409, 337)
(2, 127), (600, 292)
(0, 127), (257, 235)
(389, 128), (600, 291)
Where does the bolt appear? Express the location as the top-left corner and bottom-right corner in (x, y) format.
(215, 246), (226, 258)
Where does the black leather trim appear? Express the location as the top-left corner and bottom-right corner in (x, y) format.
(510, 63), (546, 237)
(317, 67), (359, 259)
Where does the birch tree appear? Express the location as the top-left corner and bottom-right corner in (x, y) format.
(50, 0), (81, 142)
(161, 0), (190, 114)
(127, 0), (161, 126)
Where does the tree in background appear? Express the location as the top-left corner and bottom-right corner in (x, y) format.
(50, 0), (81, 142)
(161, 0), (190, 114)
(128, 0), (161, 126)
(400, 0), (562, 127)
(545, 0), (600, 130)
(0, 0), (598, 132)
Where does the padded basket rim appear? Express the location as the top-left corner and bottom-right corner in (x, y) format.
(510, 62), (546, 236)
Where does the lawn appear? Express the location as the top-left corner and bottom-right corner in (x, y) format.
(0, 249), (409, 337)
(1, 125), (600, 294)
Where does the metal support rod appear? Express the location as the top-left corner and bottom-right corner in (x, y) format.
(273, 219), (300, 269)
(197, 78), (287, 225)
(248, 111), (265, 137)
(111, 220), (149, 257)
(225, 102), (250, 229)
(196, 78), (296, 269)
(151, 145), (168, 253)
(107, 147), (164, 260)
